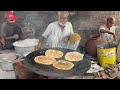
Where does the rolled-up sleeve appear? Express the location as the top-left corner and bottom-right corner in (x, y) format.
(42, 24), (52, 38)
(99, 25), (106, 33)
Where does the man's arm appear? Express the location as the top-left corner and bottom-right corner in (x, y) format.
(36, 23), (53, 50)
(37, 23), (52, 49)
(62, 22), (74, 43)
(116, 26), (120, 28)
(5, 36), (15, 40)
(100, 29), (116, 40)
(62, 36), (70, 43)
(1, 23), (7, 37)
(37, 36), (45, 49)
(4, 34), (19, 41)
(13, 26), (24, 40)
(1, 22), (17, 41)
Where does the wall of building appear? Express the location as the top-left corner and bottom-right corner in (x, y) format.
(0, 11), (120, 46)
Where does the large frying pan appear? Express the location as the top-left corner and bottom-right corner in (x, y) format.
(24, 48), (91, 78)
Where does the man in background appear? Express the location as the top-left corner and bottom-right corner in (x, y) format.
(99, 17), (117, 42)
(0, 11), (23, 50)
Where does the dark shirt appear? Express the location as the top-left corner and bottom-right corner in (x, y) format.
(1, 22), (23, 41)
(0, 22), (23, 49)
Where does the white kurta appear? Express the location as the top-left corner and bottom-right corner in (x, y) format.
(99, 24), (117, 42)
(42, 21), (74, 49)
(67, 40), (80, 50)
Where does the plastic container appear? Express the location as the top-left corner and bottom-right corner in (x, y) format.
(97, 44), (116, 67)
(13, 39), (39, 56)
(13, 46), (35, 56)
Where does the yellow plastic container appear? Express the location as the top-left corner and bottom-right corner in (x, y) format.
(97, 47), (116, 67)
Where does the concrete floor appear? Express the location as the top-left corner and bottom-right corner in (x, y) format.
(0, 67), (16, 79)
(0, 50), (16, 79)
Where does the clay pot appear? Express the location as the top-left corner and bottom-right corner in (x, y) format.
(85, 34), (107, 57)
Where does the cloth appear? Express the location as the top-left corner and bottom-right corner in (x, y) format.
(86, 61), (104, 73)
(42, 21), (74, 48)
(8, 11), (16, 21)
(99, 24), (117, 42)
(69, 33), (81, 44)
(67, 33), (81, 50)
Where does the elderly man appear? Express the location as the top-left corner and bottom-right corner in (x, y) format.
(0, 11), (23, 50)
(38, 11), (80, 50)
(99, 17), (117, 42)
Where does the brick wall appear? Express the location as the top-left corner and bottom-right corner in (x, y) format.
(1, 11), (120, 46)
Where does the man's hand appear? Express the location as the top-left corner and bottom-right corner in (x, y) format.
(35, 37), (45, 50)
(35, 42), (44, 50)
(111, 33), (116, 41)
(12, 34), (19, 39)
(0, 36), (5, 45)
(100, 29), (116, 41)
(35, 44), (43, 50)
(62, 36), (70, 43)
